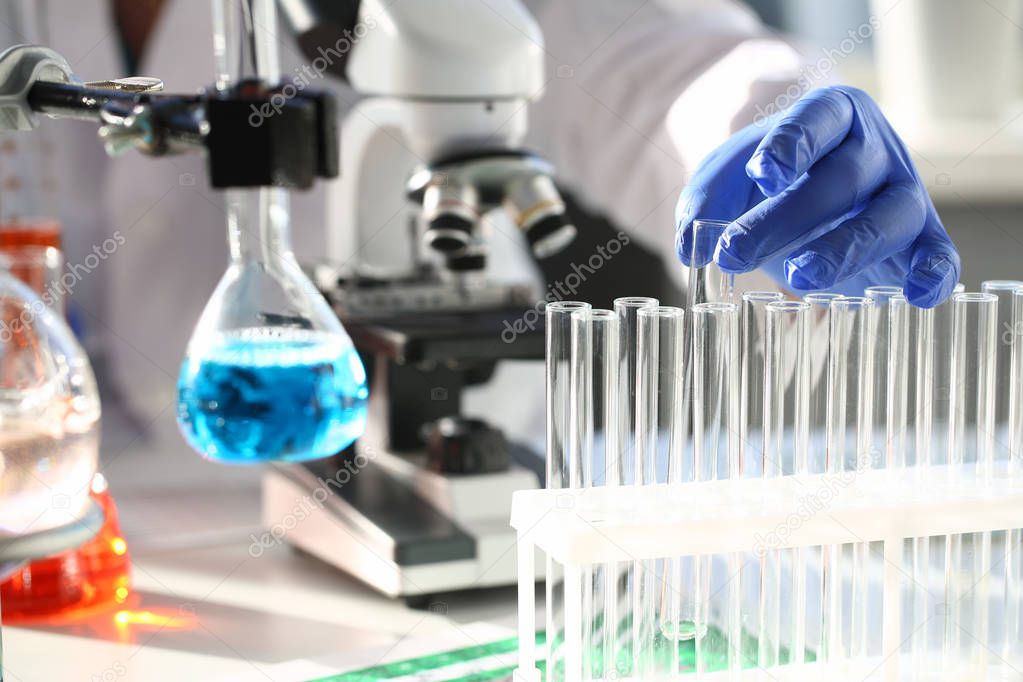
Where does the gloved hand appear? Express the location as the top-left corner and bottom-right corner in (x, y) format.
(675, 85), (959, 308)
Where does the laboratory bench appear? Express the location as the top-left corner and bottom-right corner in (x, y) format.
(1, 407), (522, 682)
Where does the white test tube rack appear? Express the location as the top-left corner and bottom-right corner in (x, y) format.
(512, 462), (1023, 681)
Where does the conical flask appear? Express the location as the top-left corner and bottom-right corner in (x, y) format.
(0, 259), (100, 536)
(176, 189), (367, 463)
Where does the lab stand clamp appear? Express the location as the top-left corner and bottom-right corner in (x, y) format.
(0, 43), (338, 189)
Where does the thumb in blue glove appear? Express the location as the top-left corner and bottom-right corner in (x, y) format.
(675, 85), (960, 308)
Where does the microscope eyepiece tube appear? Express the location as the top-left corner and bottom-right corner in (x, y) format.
(505, 174), (576, 259)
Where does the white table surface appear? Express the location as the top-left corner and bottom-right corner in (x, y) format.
(2, 408), (520, 682)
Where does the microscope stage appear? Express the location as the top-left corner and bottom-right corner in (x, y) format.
(261, 447), (544, 598)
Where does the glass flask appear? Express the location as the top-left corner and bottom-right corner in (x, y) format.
(0, 258), (100, 536)
(177, 0), (367, 463)
(176, 189), (368, 463)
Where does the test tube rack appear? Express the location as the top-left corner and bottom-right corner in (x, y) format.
(512, 465), (1023, 681)
(513, 281), (1023, 682)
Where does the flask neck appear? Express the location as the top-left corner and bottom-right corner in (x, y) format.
(226, 188), (294, 267)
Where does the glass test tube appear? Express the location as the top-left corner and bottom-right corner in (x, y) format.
(944, 293), (998, 672)
(687, 220), (734, 309)
(825, 297), (875, 661)
(910, 286), (962, 667)
(691, 302), (741, 676)
(804, 292), (843, 662)
(909, 301), (935, 669)
(546, 301), (591, 682)
(615, 296), (658, 676)
(637, 307), (689, 676)
(581, 310), (621, 679)
(1007, 287), (1023, 663)
(983, 279), (1022, 655)
(981, 280), (1023, 429)
(572, 308), (620, 681)
(865, 287), (910, 471)
(765, 301), (812, 666)
(741, 291), (783, 668)
(866, 287), (910, 671)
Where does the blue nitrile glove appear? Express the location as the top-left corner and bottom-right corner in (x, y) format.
(675, 86), (960, 308)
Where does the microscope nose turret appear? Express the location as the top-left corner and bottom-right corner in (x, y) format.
(408, 149), (576, 272)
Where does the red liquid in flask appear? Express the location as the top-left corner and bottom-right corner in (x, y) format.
(0, 477), (132, 623)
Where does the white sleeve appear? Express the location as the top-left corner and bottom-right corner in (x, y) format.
(527, 0), (808, 293)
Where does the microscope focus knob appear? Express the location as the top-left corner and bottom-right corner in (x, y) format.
(424, 417), (509, 475)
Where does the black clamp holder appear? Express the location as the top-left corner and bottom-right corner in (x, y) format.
(0, 44), (338, 190)
(27, 76), (338, 190)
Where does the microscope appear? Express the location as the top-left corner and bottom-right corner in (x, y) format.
(261, 0), (572, 600)
(0, 0), (568, 602)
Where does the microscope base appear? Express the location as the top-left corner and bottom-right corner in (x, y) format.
(261, 450), (544, 598)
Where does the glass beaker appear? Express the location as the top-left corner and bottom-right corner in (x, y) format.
(176, 1), (366, 463)
(0, 259), (99, 536)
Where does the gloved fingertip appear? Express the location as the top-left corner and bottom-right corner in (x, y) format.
(745, 151), (792, 197)
(713, 242), (749, 274)
(675, 224), (693, 267)
(784, 251), (838, 290)
(904, 254), (957, 308)
(784, 263), (817, 291)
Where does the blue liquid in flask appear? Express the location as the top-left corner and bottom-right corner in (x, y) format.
(176, 328), (368, 463)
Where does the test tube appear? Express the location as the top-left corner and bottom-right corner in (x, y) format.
(865, 287), (910, 471)
(1007, 287), (1023, 663)
(866, 287), (911, 672)
(981, 280), (1023, 429)
(982, 278), (1023, 655)
(765, 301), (812, 665)
(804, 292), (843, 662)
(740, 291), (783, 668)
(572, 308), (621, 680)
(910, 302), (935, 671)
(546, 300), (591, 682)
(614, 296), (658, 676)
(691, 302), (741, 675)
(687, 219), (734, 309)
(1011, 287), (1023, 468)
(825, 296), (875, 661)
(637, 307), (688, 675)
(582, 310), (621, 679)
(944, 292), (998, 671)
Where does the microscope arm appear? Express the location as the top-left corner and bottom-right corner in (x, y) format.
(0, 44), (338, 190)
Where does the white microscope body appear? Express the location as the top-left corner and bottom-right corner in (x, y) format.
(266, 0), (561, 599)
(327, 0), (571, 272)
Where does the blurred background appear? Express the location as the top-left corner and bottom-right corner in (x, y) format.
(1, 1), (1022, 679)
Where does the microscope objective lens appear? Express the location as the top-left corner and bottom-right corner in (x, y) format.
(176, 328), (368, 463)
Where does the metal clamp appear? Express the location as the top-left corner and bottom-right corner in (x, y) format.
(0, 44), (76, 131)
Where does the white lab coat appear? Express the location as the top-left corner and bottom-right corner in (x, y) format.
(71, 1), (802, 443)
